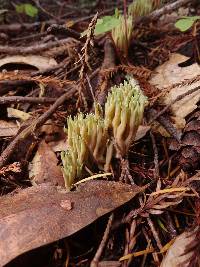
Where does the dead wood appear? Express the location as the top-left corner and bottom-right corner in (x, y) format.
(0, 85), (77, 168)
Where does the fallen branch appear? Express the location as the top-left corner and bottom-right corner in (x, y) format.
(149, 86), (200, 124)
(135, 0), (192, 26)
(90, 213), (114, 267)
(0, 96), (56, 105)
(95, 38), (116, 106)
(0, 85), (77, 168)
(47, 24), (80, 39)
(0, 38), (79, 54)
(149, 0), (192, 19)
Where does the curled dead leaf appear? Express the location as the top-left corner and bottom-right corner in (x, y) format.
(0, 55), (57, 71)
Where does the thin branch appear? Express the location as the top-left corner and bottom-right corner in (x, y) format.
(0, 86), (77, 168)
(0, 38), (78, 54)
(147, 217), (162, 251)
(90, 213), (114, 267)
(150, 131), (160, 179)
(0, 96), (56, 104)
(149, 0), (192, 20)
(149, 86), (200, 124)
(47, 24), (80, 39)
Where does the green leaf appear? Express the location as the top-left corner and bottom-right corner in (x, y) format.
(15, 4), (24, 13)
(175, 16), (200, 32)
(24, 3), (38, 17)
(94, 16), (121, 35)
(81, 15), (121, 38)
(15, 3), (38, 18)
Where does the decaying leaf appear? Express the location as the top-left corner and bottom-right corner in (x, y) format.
(160, 227), (199, 267)
(48, 138), (68, 152)
(7, 107), (31, 121)
(0, 120), (19, 137)
(0, 55), (57, 71)
(135, 125), (150, 141)
(29, 140), (64, 186)
(150, 53), (200, 128)
(40, 119), (66, 143)
(0, 181), (143, 266)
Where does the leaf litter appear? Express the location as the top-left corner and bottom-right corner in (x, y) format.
(0, 1), (200, 267)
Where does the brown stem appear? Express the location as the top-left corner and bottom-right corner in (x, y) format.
(0, 96), (56, 104)
(90, 213), (114, 267)
(0, 85), (77, 168)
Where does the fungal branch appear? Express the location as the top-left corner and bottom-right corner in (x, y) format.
(61, 77), (148, 190)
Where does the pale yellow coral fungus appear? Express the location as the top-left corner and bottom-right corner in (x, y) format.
(104, 78), (148, 157)
(61, 77), (148, 190)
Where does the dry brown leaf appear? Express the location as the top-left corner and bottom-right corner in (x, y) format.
(48, 138), (68, 152)
(135, 125), (150, 141)
(150, 53), (200, 129)
(29, 140), (64, 186)
(0, 120), (19, 137)
(40, 119), (66, 142)
(0, 55), (57, 71)
(160, 227), (199, 267)
(7, 107), (31, 121)
(0, 181), (143, 266)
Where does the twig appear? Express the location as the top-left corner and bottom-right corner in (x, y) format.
(149, 0), (192, 20)
(0, 86), (77, 168)
(0, 7), (115, 33)
(47, 24), (80, 39)
(120, 158), (134, 184)
(0, 20), (57, 33)
(0, 96), (56, 104)
(0, 37), (78, 54)
(31, 59), (70, 76)
(127, 220), (137, 266)
(12, 32), (47, 42)
(95, 38), (116, 106)
(79, 13), (98, 79)
(149, 86), (200, 124)
(150, 131), (160, 179)
(33, 0), (62, 22)
(165, 212), (177, 239)
(90, 213), (114, 267)
(147, 217), (162, 251)
(134, 0), (192, 28)
(122, 226), (130, 267)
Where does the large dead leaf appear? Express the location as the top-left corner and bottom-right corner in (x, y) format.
(29, 140), (64, 186)
(0, 181), (142, 266)
(0, 120), (19, 137)
(0, 55), (57, 71)
(160, 227), (199, 267)
(150, 53), (200, 129)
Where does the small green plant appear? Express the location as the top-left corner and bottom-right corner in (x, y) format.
(111, 14), (133, 57)
(15, 3), (38, 18)
(128, 0), (155, 17)
(61, 78), (148, 190)
(92, 0), (163, 57)
(175, 16), (200, 32)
